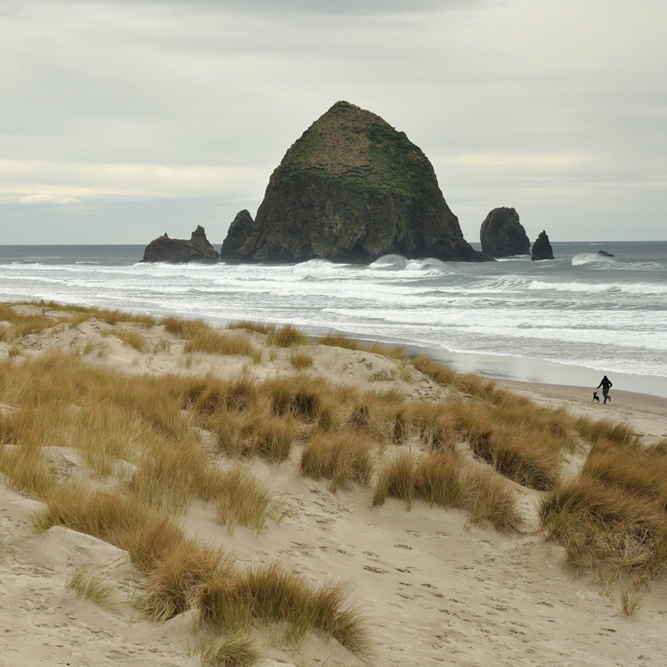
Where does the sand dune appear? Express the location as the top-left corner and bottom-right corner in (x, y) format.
(1, 304), (667, 667)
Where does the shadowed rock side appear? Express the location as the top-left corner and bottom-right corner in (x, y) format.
(480, 207), (530, 258)
(220, 101), (489, 264)
(531, 231), (555, 261)
(143, 226), (220, 263)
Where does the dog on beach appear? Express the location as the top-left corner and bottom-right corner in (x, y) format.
(593, 391), (600, 403)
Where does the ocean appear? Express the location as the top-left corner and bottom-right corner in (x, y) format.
(1, 241), (666, 397)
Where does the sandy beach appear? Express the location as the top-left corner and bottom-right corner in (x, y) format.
(2, 304), (667, 667)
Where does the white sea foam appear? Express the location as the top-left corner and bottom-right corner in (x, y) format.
(1, 242), (666, 388)
(572, 252), (616, 266)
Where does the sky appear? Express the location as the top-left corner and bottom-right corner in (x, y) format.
(0, 0), (665, 245)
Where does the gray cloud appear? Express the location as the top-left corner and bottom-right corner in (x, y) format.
(1, 0), (665, 243)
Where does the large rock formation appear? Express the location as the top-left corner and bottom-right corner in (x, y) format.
(220, 101), (488, 264)
(142, 226), (219, 263)
(531, 231), (555, 261)
(479, 207), (530, 258)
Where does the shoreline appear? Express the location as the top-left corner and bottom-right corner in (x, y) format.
(412, 344), (667, 400)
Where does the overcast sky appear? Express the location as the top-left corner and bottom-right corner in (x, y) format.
(1, 0), (665, 245)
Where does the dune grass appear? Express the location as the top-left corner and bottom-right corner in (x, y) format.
(372, 450), (523, 532)
(162, 316), (260, 360)
(267, 324), (308, 348)
(103, 327), (148, 352)
(620, 588), (643, 616)
(366, 341), (408, 362)
(540, 424), (667, 579)
(301, 430), (375, 492)
(290, 349), (314, 370)
(138, 539), (234, 621)
(66, 567), (116, 609)
(196, 562), (369, 656)
(539, 475), (667, 577)
(0, 444), (56, 498)
(317, 333), (362, 350)
(372, 451), (416, 508)
(443, 398), (565, 491)
(185, 329), (257, 358)
(194, 633), (260, 667)
(0, 302), (56, 341)
(227, 320), (275, 336)
(215, 466), (288, 533)
(412, 355), (495, 398)
(573, 415), (638, 447)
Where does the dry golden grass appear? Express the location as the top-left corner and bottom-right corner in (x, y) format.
(263, 375), (325, 422)
(415, 451), (465, 508)
(268, 324), (308, 348)
(372, 451), (416, 508)
(215, 466), (288, 533)
(16, 306), (667, 648)
(366, 341), (408, 361)
(162, 316), (259, 358)
(444, 399), (564, 491)
(128, 440), (208, 513)
(34, 482), (183, 568)
(246, 416), (297, 462)
(539, 476), (667, 577)
(0, 445), (56, 498)
(406, 401), (456, 451)
(194, 633), (260, 667)
(412, 355), (499, 399)
(227, 320), (275, 336)
(317, 333), (362, 350)
(70, 306), (157, 328)
(301, 430), (375, 492)
(620, 588), (643, 616)
(185, 328), (257, 358)
(464, 467), (524, 532)
(412, 355), (457, 386)
(573, 415), (638, 447)
(66, 567), (116, 609)
(372, 449), (522, 532)
(583, 441), (667, 502)
(138, 539), (233, 621)
(0, 302), (55, 341)
(196, 562), (369, 656)
(103, 327), (148, 352)
(290, 349), (314, 370)
(539, 430), (667, 579)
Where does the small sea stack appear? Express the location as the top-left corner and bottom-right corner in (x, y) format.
(480, 207), (530, 258)
(531, 230), (555, 261)
(143, 226), (219, 263)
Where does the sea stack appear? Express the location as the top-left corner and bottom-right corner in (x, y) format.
(479, 207), (530, 258)
(142, 226), (219, 263)
(531, 231), (555, 261)
(220, 101), (489, 264)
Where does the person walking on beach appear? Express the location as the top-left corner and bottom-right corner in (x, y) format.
(597, 375), (613, 404)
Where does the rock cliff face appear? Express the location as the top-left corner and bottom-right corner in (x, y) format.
(479, 207), (530, 258)
(531, 231), (555, 261)
(142, 226), (219, 263)
(220, 101), (488, 264)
